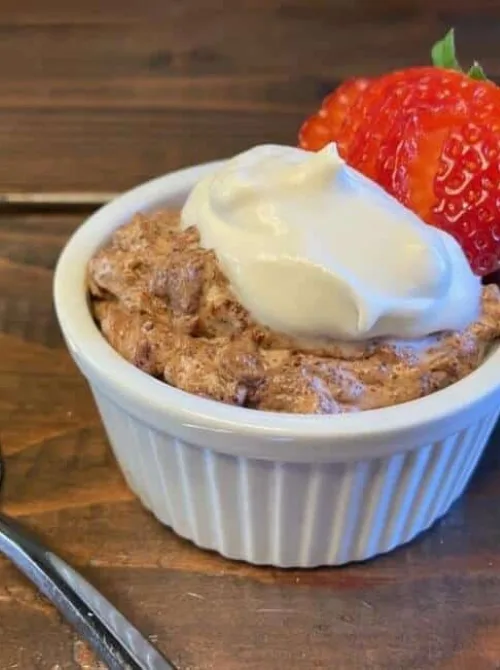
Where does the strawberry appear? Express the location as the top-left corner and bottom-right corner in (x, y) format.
(298, 77), (371, 152)
(388, 112), (500, 275)
(296, 29), (500, 276)
(344, 67), (456, 180)
(364, 34), (500, 275)
(298, 113), (334, 152)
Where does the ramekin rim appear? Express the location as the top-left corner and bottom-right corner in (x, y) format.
(53, 160), (500, 444)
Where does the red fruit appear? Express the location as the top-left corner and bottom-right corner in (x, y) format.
(343, 67), (500, 275)
(320, 78), (371, 141)
(345, 68), (454, 180)
(387, 111), (500, 275)
(298, 113), (333, 152)
(298, 77), (371, 152)
(340, 67), (438, 170)
(375, 70), (499, 189)
(296, 29), (500, 275)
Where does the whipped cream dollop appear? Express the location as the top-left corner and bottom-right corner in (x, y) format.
(181, 143), (481, 341)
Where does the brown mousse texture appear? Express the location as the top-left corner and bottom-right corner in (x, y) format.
(87, 210), (500, 414)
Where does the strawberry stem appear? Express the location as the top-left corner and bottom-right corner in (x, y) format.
(431, 28), (488, 81)
(467, 61), (487, 80)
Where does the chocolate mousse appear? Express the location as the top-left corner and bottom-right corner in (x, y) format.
(88, 209), (500, 414)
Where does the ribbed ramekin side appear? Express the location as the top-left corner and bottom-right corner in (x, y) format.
(92, 390), (499, 567)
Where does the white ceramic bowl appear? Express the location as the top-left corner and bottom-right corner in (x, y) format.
(54, 161), (500, 568)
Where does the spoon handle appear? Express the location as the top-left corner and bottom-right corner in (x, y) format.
(0, 513), (175, 670)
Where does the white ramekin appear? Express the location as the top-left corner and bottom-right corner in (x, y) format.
(53, 161), (500, 568)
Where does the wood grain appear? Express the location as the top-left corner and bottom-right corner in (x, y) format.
(2, 217), (500, 670)
(0, 2), (498, 192)
(2, 3), (500, 668)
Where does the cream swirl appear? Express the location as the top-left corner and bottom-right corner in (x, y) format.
(181, 143), (481, 341)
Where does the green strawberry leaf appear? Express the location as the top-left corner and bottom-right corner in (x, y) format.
(431, 28), (489, 81)
(431, 28), (461, 71)
(467, 60), (488, 80)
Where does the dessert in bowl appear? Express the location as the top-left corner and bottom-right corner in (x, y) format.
(54, 143), (500, 567)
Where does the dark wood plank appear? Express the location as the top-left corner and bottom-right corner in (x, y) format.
(0, 4), (497, 191)
(0, 0), (498, 25)
(0, 108), (303, 192)
(1, 210), (500, 669)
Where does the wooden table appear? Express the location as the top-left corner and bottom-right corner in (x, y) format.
(2, 2), (500, 668)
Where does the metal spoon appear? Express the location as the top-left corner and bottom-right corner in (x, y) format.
(0, 443), (176, 670)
